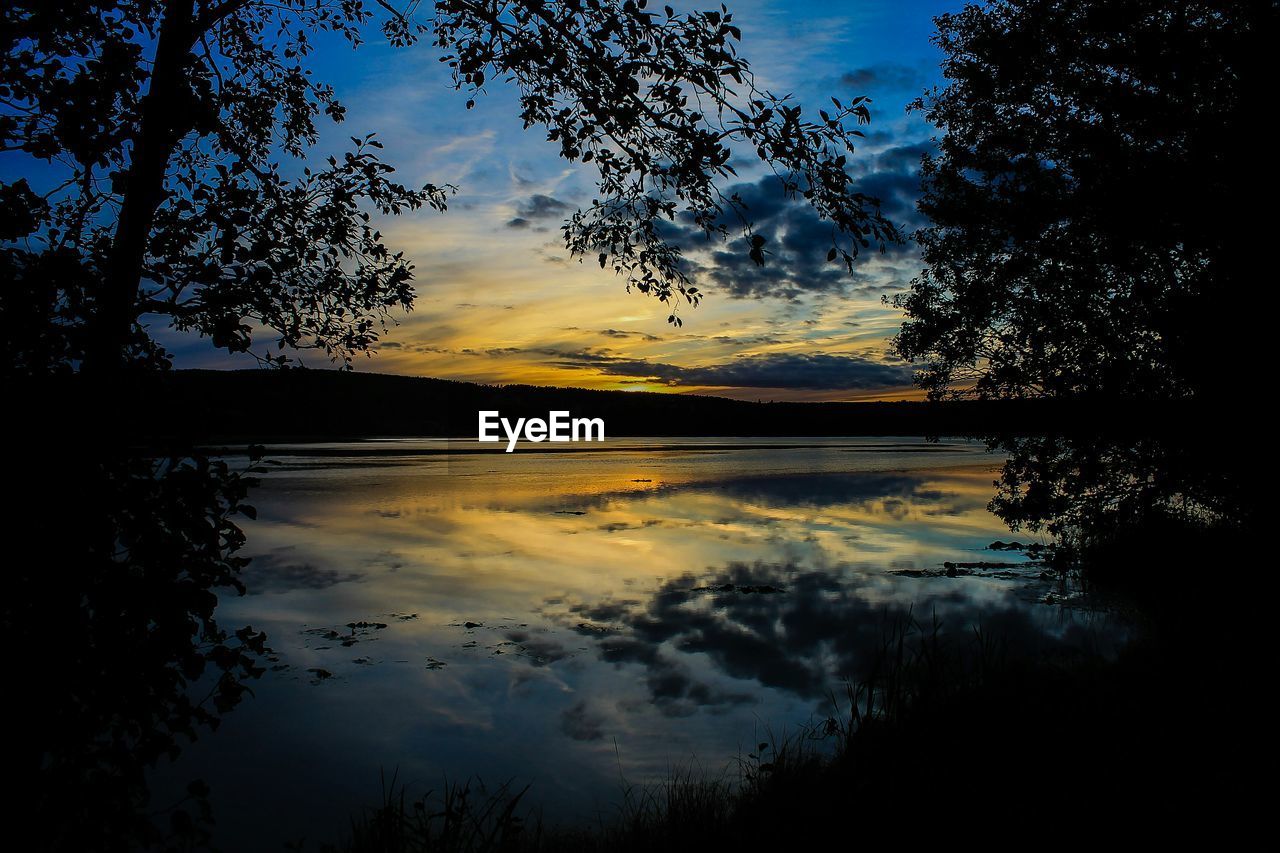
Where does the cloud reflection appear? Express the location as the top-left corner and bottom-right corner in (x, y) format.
(546, 559), (1110, 711)
(165, 443), (1127, 848)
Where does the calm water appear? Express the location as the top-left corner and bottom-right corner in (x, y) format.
(152, 438), (1128, 849)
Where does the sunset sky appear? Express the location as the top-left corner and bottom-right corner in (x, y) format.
(14, 1), (958, 401)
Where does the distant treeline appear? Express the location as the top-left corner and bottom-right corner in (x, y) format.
(27, 368), (1221, 443)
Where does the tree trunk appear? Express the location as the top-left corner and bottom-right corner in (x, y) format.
(89, 0), (197, 372)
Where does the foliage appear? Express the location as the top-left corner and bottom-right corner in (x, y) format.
(434, 0), (901, 319)
(2, 0), (897, 373)
(2, 0), (450, 369)
(891, 0), (1259, 400)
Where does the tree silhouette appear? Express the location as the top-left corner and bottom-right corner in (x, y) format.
(891, 0), (1264, 401)
(3, 0), (899, 373)
(12, 442), (270, 849)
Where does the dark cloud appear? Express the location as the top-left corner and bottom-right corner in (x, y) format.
(542, 349), (913, 391)
(569, 599), (640, 623)
(594, 633), (754, 716)
(657, 165), (928, 300)
(553, 562), (890, 702)
(514, 192), (570, 219)
(474, 344), (911, 391)
(506, 194), (573, 229)
(873, 142), (933, 174)
(503, 630), (572, 666)
(677, 353), (912, 390)
(598, 328), (662, 342)
(856, 172), (924, 230)
(840, 63), (927, 93)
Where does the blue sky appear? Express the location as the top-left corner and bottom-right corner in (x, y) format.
(6, 0), (962, 399)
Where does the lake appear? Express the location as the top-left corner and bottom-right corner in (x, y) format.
(151, 438), (1130, 849)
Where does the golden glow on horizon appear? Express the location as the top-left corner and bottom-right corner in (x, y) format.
(353, 216), (921, 402)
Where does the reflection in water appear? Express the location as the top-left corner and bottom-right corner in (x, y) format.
(988, 432), (1253, 605)
(144, 439), (1130, 850)
(991, 433), (1250, 537)
(16, 448), (269, 850)
(545, 561), (1103, 716)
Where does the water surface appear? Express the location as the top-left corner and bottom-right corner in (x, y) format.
(154, 438), (1126, 849)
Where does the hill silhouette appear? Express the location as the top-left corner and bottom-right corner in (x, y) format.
(77, 368), (1216, 443)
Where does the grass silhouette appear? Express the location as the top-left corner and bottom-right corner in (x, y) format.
(313, 606), (1204, 851)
